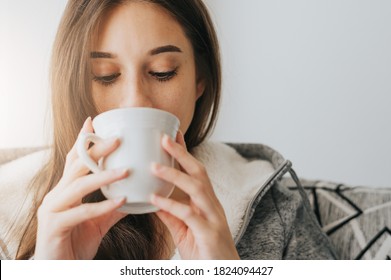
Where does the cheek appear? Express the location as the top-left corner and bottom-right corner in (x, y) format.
(163, 87), (197, 134)
(91, 85), (104, 111)
(91, 85), (119, 113)
(173, 65), (199, 133)
(177, 99), (196, 133)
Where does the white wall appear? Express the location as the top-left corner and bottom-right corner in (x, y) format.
(1, 0), (390, 187)
(0, 0), (68, 148)
(205, 0), (391, 187)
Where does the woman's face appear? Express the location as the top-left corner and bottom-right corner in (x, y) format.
(90, 2), (205, 133)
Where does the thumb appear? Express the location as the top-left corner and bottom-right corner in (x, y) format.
(155, 210), (187, 244)
(100, 209), (128, 236)
(175, 130), (187, 150)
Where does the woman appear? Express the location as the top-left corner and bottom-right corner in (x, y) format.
(8, 0), (337, 260)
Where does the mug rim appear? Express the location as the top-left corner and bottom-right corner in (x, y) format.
(93, 107), (180, 125)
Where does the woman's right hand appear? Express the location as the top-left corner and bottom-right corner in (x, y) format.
(34, 117), (129, 259)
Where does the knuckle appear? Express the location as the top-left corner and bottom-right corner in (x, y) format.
(71, 176), (87, 191)
(72, 159), (89, 174)
(182, 207), (195, 219)
(47, 215), (64, 232)
(71, 175), (82, 186)
(37, 204), (45, 218)
(81, 204), (94, 216)
(37, 200), (51, 219)
(164, 198), (175, 209)
(193, 180), (205, 191)
(66, 160), (78, 175)
(178, 144), (188, 155)
(41, 191), (54, 206)
(194, 163), (207, 177)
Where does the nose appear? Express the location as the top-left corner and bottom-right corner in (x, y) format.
(119, 75), (153, 108)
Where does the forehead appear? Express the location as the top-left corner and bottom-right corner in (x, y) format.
(92, 2), (192, 54)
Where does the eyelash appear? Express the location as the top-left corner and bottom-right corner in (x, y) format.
(149, 68), (178, 82)
(92, 68), (178, 87)
(92, 73), (121, 87)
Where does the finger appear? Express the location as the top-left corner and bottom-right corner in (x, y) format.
(65, 117), (93, 165)
(64, 117), (121, 176)
(56, 198), (126, 229)
(150, 194), (208, 233)
(96, 209), (128, 237)
(176, 130), (187, 149)
(49, 168), (130, 211)
(62, 137), (121, 184)
(162, 134), (206, 178)
(151, 163), (217, 216)
(87, 137), (120, 163)
(108, 210), (128, 226)
(61, 159), (91, 185)
(155, 210), (188, 244)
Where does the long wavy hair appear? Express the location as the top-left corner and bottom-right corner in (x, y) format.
(9, 0), (221, 259)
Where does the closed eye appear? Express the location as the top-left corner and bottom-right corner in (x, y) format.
(92, 73), (121, 87)
(149, 68), (178, 82)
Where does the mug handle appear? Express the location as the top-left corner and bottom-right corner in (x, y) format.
(76, 132), (103, 173)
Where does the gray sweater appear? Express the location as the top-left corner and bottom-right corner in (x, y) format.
(225, 143), (338, 259)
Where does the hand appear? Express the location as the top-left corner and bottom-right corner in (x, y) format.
(150, 132), (240, 260)
(35, 117), (128, 259)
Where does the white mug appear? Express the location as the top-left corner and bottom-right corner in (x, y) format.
(76, 107), (180, 214)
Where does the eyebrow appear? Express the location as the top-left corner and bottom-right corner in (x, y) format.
(149, 45), (182, 55)
(90, 51), (115, 59)
(90, 45), (182, 59)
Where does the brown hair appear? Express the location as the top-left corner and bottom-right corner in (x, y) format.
(13, 0), (221, 259)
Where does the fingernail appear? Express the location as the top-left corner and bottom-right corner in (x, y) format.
(107, 137), (120, 145)
(150, 193), (158, 203)
(114, 197), (126, 204)
(151, 162), (161, 172)
(81, 116), (91, 131)
(84, 116), (91, 126)
(116, 168), (130, 176)
(162, 134), (171, 144)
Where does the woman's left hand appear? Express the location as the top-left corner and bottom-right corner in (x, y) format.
(150, 132), (240, 260)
